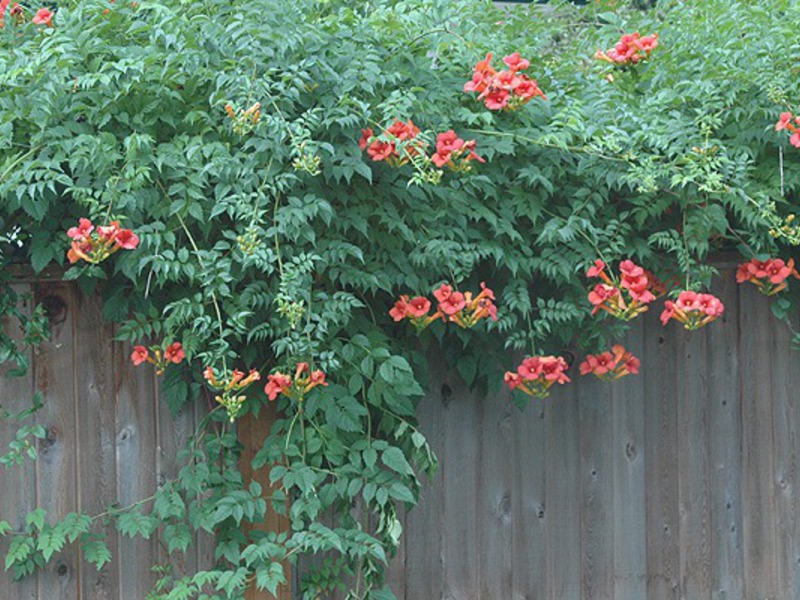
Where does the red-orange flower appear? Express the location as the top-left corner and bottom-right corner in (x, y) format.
(265, 373), (292, 400)
(737, 257), (799, 295)
(580, 345), (640, 381)
(464, 52), (545, 111)
(595, 32), (658, 66)
(65, 218), (140, 264)
(130, 345), (149, 366)
(164, 342), (185, 364)
(32, 7), (52, 25)
(660, 290), (724, 330)
(586, 259), (656, 320)
(505, 355), (570, 399)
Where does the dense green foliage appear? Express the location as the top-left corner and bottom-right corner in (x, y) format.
(2, 0), (800, 596)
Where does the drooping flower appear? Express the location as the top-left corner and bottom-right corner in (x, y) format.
(264, 362), (328, 402)
(586, 259), (657, 321)
(391, 282), (497, 331)
(505, 354), (570, 399)
(130, 345), (149, 366)
(431, 131), (485, 171)
(131, 340), (185, 375)
(65, 218), (140, 265)
(265, 373), (293, 401)
(114, 228), (140, 250)
(774, 111), (800, 149)
(736, 257), (798, 295)
(67, 218), (94, 241)
(164, 342), (185, 364)
(32, 7), (52, 25)
(580, 345), (640, 381)
(464, 52), (545, 111)
(595, 32), (658, 66)
(660, 290), (724, 330)
(406, 296), (432, 318)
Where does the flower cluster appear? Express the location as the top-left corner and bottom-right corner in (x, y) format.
(225, 102), (261, 135)
(463, 52), (546, 111)
(130, 341), (185, 375)
(594, 32), (659, 66)
(264, 362), (327, 402)
(660, 290), (724, 330)
(586, 259), (657, 320)
(66, 218), (140, 264)
(203, 366), (262, 422)
(736, 257), (799, 295)
(775, 112), (800, 148)
(0, 0), (25, 27)
(579, 345), (640, 381)
(358, 119), (425, 167)
(431, 130), (485, 171)
(504, 355), (570, 399)
(390, 283), (497, 331)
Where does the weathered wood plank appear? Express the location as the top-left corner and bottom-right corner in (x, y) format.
(676, 326), (712, 600)
(74, 289), (120, 600)
(510, 384), (546, 600)
(402, 354), (445, 600)
(644, 310), (680, 599)
(440, 366), (480, 599)
(0, 283), (38, 600)
(544, 381), (580, 600)
(739, 283), (780, 599)
(578, 375), (614, 600)
(34, 282), (80, 600)
(612, 323), (647, 599)
(769, 295), (797, 600)
(114, 337), (159, 598)
(707, 273), (744, 600)
(155, 381), (197, 584)
(477, 384), (513, 599)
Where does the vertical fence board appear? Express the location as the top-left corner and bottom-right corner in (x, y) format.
(35, 282), (80, 600)
(510, 390), (546, 600)
(545, 385), (580, 600)
(579, 376), (614, 600)
(155, 384), (198, 583)
(402, 354), (445, 600)
(707, 274), (744, 600)
(612, 324), (647, 599)
(477, 386), (513, 599)
(441, 369), (480, 599)
(770, 300), (797, 600)
(676, 327), (712, 600)
(114, 338), (159, 598)
(644, 312), (680, 599)
(0, 283), (37, 600)
(74, 290), (120, 600)
(739, 284), (780, 599)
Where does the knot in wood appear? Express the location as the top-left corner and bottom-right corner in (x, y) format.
(40, 294), (68, 325)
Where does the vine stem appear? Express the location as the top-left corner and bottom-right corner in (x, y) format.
(0, 146), (39, 186)
(467, 129), (633, 163)
(173, 209), (227, 372)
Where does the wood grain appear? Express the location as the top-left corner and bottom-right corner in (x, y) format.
(4, 267), (800, 599)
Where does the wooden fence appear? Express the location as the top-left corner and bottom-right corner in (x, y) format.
(2, 265), (800, 599)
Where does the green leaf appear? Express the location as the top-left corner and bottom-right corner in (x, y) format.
(381, 447), (413, 476)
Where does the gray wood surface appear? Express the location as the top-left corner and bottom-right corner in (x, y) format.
(4, 267), (800, 599)
(0, 281), (211, 600)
